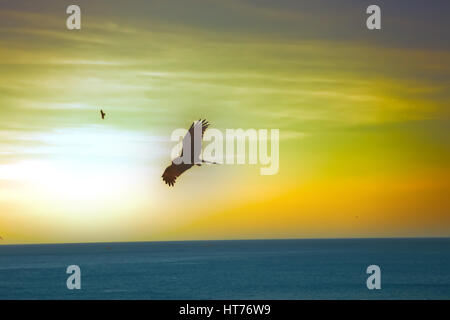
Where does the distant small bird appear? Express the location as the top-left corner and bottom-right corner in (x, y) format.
(162, 119), (217, 186)
(100, 109), (106, 119)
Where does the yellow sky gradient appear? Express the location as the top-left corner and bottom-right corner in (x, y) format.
(0, 0), (449, 244)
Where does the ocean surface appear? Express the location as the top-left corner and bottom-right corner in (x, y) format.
(0, 238), (449, 299)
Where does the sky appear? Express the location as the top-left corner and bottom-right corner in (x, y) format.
(0, 0), (449, 244)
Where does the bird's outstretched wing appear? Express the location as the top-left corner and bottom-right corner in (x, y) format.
(181, 119), (209, 160)
(187, 119), (209, 138)
(162, 163), (190, 187)
(162, 119), (211, 187)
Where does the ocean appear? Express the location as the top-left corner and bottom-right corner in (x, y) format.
(0, 238), (449, 299)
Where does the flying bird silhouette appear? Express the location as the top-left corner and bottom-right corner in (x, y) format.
(100, 109), (106, 119)
(162, 119), (216, 186)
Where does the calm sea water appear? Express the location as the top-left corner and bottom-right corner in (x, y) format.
(0, 238), (449, 299)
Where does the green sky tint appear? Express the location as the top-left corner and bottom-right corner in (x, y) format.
(0, 0), (449, 243)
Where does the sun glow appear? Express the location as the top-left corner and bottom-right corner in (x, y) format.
(0, 126), (162, 225)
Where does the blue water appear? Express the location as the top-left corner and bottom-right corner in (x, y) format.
(0, 238), (449, 299)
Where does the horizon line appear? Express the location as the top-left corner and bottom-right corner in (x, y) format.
(1, 236), (449, 247)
